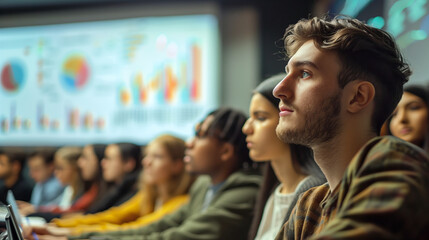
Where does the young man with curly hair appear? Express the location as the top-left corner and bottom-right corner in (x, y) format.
(273, 16), (429, 239)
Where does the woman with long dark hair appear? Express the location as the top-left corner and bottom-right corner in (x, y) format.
(388, 85), (429, 153)
(75, 144), (109, 213)
(242, 74), (325, 240)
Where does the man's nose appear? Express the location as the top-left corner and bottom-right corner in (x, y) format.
(273, 74), (293, 101)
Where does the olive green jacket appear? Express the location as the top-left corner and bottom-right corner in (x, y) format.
(72, 169), (261, 240)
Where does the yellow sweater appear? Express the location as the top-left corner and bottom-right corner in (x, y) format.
(52, 191), (189, 235)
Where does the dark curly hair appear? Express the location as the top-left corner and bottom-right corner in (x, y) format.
(198, 108), (252, 169)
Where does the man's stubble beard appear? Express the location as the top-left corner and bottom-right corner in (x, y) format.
(276, 93), (342, 147)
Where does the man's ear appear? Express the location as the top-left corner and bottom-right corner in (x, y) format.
(220, 143), (234, 162)
(346, 81), (375, 113)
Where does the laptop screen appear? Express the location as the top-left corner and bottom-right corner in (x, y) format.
(5, 204), (24, 240)
(6, 191), (22, 227)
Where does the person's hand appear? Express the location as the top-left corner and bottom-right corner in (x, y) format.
(45, 225), (71, 236)
(22, 225), (34, 239)
(22, 225), (46, 240)
(31, 225), (50, 235)
(17, 201), (36, 216)
(28, 224), (70, 236)
(23, 233), (38, 240)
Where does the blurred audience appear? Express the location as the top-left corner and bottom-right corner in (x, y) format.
(242, 74), (325, 240)
(43, 134), (193, 237)
(59, 108), (261, 240)
(29, 147), (87, 221)
(0, 151), (34, 203)
(17, 150), (65, 215)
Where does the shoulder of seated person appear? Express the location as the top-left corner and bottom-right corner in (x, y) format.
(227, 169), (262, 185)
(363, 136), (429, 164)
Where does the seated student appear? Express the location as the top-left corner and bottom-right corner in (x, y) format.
(87, 143), (142, 213)
(64, 108), (262, 240)
(242, 74), (325, 240)
(0, 151), (34, 204)
(29, 146), (107, 221)
(388, 85), (429, 152)
(17, 150), (65, 215)
(31, 147), (84, 220)
(273, 16), (429, 239)
(75, 144), (108, 214)
(44, 134), (194, 236)
(21, 145), (107, 218)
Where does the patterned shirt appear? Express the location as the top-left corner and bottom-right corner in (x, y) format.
(276, 136), (429, 240)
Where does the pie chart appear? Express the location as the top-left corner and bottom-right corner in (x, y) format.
(61, 55), (90, 92)
(1, 60), (25, 92)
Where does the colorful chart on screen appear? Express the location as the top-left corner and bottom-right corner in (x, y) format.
(1, 60), (25, 93)
(0, 14), (219, 146)
(61, 55), (90, 92)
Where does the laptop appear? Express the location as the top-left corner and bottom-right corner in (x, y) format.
(0, 203), (24, 240)
(6, 191), (22, 227)
(0, 204), (7, 230)
(6, 191), (46, 227)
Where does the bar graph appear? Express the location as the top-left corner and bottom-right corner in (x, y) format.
(0, 14), (218, 146)
(118, 43), (202, 106)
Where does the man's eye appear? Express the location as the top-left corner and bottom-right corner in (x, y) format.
(301, 71), (310, 79)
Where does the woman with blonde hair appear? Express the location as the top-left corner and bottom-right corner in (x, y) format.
(39, 134), (194, 238)
(139, 135), (194, 216)
(54, 147), (84, 210)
